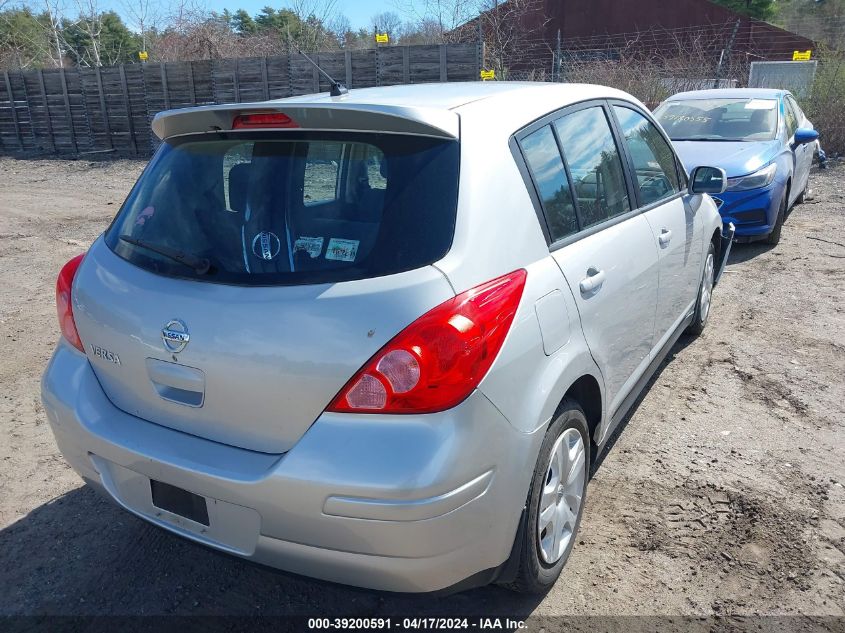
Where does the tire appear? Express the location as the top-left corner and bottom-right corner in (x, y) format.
(505, 400), (590, 594)
(795, 186), (807, 206)
(687, 241), (715, 336)
(766, 193), (786, 245)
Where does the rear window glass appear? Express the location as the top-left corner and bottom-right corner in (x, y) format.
(105, 132), (459, 286)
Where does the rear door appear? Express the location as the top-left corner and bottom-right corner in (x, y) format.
(517, 102), (658, 415)
(611, 103), (703, 345)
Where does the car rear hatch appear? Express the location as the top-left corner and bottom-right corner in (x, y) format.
(72, 106), (460, 454)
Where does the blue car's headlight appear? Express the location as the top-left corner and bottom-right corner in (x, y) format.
(726, 163), (777, 191)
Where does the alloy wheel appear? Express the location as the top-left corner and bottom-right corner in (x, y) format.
(700, 251), (715, 324)
(537, 427), (586, 564)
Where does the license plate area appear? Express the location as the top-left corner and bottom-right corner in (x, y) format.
(150, 479), (210, 526)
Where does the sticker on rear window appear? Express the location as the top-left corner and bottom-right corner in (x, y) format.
(325, 238), (359, 262)
(294, 236), (324, 259)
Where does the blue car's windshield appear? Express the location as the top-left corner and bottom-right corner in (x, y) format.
(654, 98), (778, 142)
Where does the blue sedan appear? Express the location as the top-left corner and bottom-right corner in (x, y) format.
(654, 88), (818, 245)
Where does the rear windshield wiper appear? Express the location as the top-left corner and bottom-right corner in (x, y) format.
(119, 235), (211, 275)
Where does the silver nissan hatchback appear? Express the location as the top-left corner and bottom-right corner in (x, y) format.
(42, 82), (733, 594)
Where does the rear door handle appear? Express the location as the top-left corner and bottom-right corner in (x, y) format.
(579, 267), (606, 294)
(659, 228), (672, 246)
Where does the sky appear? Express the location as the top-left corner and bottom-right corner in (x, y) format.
(100, 0), (419, 30)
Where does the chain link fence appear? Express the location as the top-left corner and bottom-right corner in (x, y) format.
(494, 22), (845, 155)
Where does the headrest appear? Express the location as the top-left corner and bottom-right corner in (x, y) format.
(750, 109), (770, 124)
(228, 163), (250, 213)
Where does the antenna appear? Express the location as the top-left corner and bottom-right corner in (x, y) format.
(296, 48), (348, 97)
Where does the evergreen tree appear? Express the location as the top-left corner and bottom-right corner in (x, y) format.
(712, 0), (776, 20)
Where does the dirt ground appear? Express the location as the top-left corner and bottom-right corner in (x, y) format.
(0, 156), (843, 628)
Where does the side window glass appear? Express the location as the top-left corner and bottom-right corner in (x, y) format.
(783, 100), (798, 138)
(554, 107), (630, 227)
(365, 144), (387, 191)
(344, 143), (387, 212)
(303, 142), (343, 205)
(613, 106), (681, 206)
(787, 96), (804, 126)
(520, 125), (579, 241)
(223, 142), (253, 212)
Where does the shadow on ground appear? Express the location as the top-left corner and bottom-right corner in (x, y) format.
(725, 241), (776, 265)
(592, 331), (697, 475)
(0, 311), (704, 620)
(0, 485), (542, 619)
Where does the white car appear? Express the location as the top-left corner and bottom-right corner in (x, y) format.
(42, 82), (732, 594)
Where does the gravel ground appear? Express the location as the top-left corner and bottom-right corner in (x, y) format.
(0, 157), (843, 628)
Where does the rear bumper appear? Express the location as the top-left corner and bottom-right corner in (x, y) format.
(41, 341), (541, 593)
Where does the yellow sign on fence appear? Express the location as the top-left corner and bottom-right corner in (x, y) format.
(480, 69), (495, 81)
(138, 51), (149, 61)
(792, 50), (812, 61)
(375, 33), (389, 44)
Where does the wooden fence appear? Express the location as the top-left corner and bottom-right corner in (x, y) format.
(0, 42), (482, 157)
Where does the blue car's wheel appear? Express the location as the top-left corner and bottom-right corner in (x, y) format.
(766, 192), (787, 245)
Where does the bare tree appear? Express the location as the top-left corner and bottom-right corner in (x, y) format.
(153, 0), (288, 61)
(371, 10), (403, 41)
(285, 0), (340, 51)
(42, 0), (68, 66)
(71, 0), (103, 66)
(120, 0), (160, 53)
(477, 0), (548, 77)
(392, 0), (478, 43)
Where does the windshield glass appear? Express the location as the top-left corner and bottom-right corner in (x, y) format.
(654, 98), (779, 142)
(105, 132), (459, 285)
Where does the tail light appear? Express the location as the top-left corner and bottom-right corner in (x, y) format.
(327, 269), (527, 414)
(232, 112), (298, 129)
(56, 253), (86, 352)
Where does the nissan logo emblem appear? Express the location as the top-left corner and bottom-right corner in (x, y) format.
(252, 231), (281, 260)
(162, 319), (190, 354)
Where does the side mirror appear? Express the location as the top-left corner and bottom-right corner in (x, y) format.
(794, 128), (819, 145)
(689, 166), (727, 195)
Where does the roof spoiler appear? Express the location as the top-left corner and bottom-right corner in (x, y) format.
(151, 102), (460, 141)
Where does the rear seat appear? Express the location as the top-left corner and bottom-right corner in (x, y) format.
(229, 160), (385, 272)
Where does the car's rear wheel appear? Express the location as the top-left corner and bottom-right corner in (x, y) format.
(505, 400), (590, 594)
(766, 193), (787, 245)
(687, 241), (715, 336)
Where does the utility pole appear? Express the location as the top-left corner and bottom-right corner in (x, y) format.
(714, 19), (741, 88)
(555, 29), (562, 82)
(477, 9), (484, 75)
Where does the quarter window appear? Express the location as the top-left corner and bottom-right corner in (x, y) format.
(520, 125), (578, 241)
(554, 107), (630, 228)
(613, 106), (682, 206)
(224, 142), (253, 211)
(303, 141), (342, 205)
